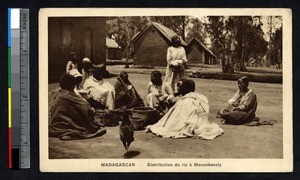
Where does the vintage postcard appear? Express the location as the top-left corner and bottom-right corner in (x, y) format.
(39, 8), (292, 172)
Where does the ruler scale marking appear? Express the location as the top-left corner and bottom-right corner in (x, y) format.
(19, 9), (30, 169)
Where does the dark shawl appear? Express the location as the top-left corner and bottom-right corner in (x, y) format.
(114, 75), (144, 109)
(221, 91), (257, 125)
(49, 89), (106, 140)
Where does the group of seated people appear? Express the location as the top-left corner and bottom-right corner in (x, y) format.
(50, 57), (146, 140)
(50, 55), (258, 140)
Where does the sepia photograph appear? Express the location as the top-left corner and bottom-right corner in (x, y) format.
(39, 8), (292, 172)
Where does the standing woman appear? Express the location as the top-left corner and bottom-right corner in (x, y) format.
(164, 35), (188, 93)
(66, 51), (78, 73)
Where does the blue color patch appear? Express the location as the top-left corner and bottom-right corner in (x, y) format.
(8, 8), (11, 46)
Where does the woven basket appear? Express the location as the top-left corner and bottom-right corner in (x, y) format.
(129, 107), (158, 127)
(94, 109), (120, 127)
(130, 117), (145, 130)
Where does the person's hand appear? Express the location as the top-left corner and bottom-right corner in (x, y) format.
(170, 96), (180, 104)
(82, 93), (91, 100)
(155, 93), (162, 98)
(232, 107), (239, 111)
(232, 101), (239, 107)
(78, 89), (90, 99)
(166, 94), (174, 103)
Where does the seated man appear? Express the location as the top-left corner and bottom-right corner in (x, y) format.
(82, 68), (115, 110)
(146, 79), (224, 140)
(114, 71), (144, 109)
(49, 73), (106, 140)
(218, 76), (257, 125)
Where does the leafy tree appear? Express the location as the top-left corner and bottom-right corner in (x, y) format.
(265, 16), (282, 68)
(106, 16), (149, 59)
(206, 16), (269, 72)
(149, 16), (187, 40)
(205, 16), (233, 73)
(185, 17), (207, 43)
(273, 27), (282, 68)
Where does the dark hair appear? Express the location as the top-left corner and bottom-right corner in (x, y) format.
(82, 60), (92, 72)
(60, 73), (76, 91)
(68, 52), (77, 61)
(74, 76), (82, 85)
(120, 71), (128, 79)
(239, 76), (249, 86)
(171, 35), (181, 47)
(119, 71), (130, 84)
(92, 69), (103, 80)
(150, 71), (162, 86)
(178, 79), (195, 95)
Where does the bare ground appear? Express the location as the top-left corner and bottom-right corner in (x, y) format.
(49, 71), (283, 159)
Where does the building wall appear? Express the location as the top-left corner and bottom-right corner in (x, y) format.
(133, 26), (170, 67)
(187, 41), (217, 65)
(107, 48), (122, 60)
(48, 17), (106, 82)
(187, 44), (204, 64)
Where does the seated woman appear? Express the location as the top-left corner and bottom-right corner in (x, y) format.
(65, 51), (78, 73)
(146, 71), (173, 111)
(114, 71), (144, 109)
(218, 76), (257, 125)
(49, 73), (106, 140)
(68, 68), (83, 96)
(82, 68), (115, 110)
(146, 79), (224, 140)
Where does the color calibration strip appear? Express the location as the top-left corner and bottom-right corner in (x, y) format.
(8, 8), (30, 169)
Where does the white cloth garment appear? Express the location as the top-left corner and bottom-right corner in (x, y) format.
(83, 76), (115, 110)
(146, 92), (224, 140)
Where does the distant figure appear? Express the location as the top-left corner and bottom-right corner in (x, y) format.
(114, 71), (144, 109)
(66, 52), (78, 73)
(146, 79), (224, 140)
(164, 35), (188, 93)
(49, 73), (106, 140)
(83, 69), (115, 110)
(218, 76), (257, 125)
(146, 71), (172, 111)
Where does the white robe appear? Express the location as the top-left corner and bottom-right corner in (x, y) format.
(164, 46), (187, 93)
(83, 76), (115, 110)
(146, 92), (224, 140)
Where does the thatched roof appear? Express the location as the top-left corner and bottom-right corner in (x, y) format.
(188, 38), (216, 57)
(131, 22), (187, 46)
(106, 38), (120, 49)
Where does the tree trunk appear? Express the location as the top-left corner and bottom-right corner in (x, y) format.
(124, 17), (130, 68)
(234, 18), (247, 72)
